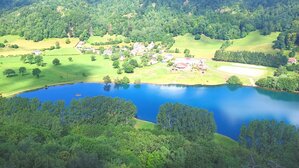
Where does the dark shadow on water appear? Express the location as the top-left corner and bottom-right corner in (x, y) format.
(255, 87), (299, 102)
(226, 85), (242, 92)
(103, 85), (111, 92)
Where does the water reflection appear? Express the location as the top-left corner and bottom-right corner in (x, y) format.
(18, 83), (299, 139)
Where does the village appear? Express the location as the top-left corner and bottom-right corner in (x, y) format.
(72, 40), (209, 74)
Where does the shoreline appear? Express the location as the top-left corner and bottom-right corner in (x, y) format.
(4, 79), (299, 97)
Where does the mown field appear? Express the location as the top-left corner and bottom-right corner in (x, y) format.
(171, 31), (280, 59)
(226, 31), (280, 53)
(0, 35), (79, 56)
(171, 34), (224, 59)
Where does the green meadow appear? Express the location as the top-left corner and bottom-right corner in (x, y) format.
(171, 31), (280, 59)
(171, 34), (224, 59)
(226, 31), (280, 53)
(0, 33), (277, 96)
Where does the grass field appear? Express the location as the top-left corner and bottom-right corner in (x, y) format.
(226, 31), (279, 53)
(171, 31), (280, 59)
(0, 35), (79, 56)
(87, 34), (125, 44)
(0, 54), (274, 96)
(171, 34), (224, 59)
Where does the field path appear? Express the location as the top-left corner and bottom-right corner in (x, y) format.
(249, 78), (256, 86)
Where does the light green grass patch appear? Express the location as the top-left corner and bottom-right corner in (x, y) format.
(171, 34), (224, 59)
(0, 35), (20, 43)
(213, 133), (238, 148)
(226, 31), (279, 53)
(44, 48), (81, 56)
(134, 119), (155, 130)
(87, 34), (125, 44)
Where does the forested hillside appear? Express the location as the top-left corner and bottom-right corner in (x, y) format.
(0, 0), (298, 42)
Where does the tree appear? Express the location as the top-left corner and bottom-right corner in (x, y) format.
(194, 34), (201, 40)
(184, 49), (190, 55)
(117, 68), (122, 74)
(0, 43), (5, 48)
(19, 67), (27, 76)
(129, 59), (138, 68)
(103, 75), (112, 85)
(32, 68), (41, 78)
(55, 41), (60, 49)
(3, 69), (16, 77)
(68, 57), (73, 62)
(52, 58), (60, 65)
(226, 76), (242, 85)
(113, 60), (120, 68)
(184, 49), (191, 57)
(121, 76), (130, 85)
(175, 48), (180, 53)
(91, 56), (96, 61)
(65, 39), (71, 44)
(274, 66), (287, 77)
(123, 62), (134, 73)
(289, 50), (296, 57)
(157, 103), (216, 140)
(79, 30), (90, 41)
(34, 56), (43, 66)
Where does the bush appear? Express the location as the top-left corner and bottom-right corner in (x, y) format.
(9, 44), (19, 49)
(65, 39), (71, 44)
(52, 58), (61, 65)
(91, 56), (96, 61)
(113, 60), (120, 68)
(3, 69), (16, 77)
(194, 34), (201, 40)
(0, 43), (5, 48)
(226, 76), (242, 85)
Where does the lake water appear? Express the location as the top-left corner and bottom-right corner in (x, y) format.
(18, 83), (299, 140)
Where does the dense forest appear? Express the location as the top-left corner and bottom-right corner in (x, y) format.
(0, 0), (298, 42)
(0, 96), (299, 167)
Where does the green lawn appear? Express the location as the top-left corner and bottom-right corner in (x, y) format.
(226, 31), (279, 53)
(171, 34), (224, 59)
(0, 35), (79, 56)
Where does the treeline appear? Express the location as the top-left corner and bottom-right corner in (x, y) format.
(0, 0), (299, 42)
(0, 96), (299, 167)
(213, 50), (288, 67)
(256, 76), (299, 92)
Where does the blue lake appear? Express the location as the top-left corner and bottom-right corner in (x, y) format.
(18, 83), (299, 140)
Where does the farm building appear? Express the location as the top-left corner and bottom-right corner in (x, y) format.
(288, 58), (297, 64)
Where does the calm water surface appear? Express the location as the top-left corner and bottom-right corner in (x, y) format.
(18, 83), (299, 140)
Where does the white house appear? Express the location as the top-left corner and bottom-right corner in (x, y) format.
(32, 50), (42, 56)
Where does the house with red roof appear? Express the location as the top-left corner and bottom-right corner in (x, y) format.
(288, 58), (297, 64)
